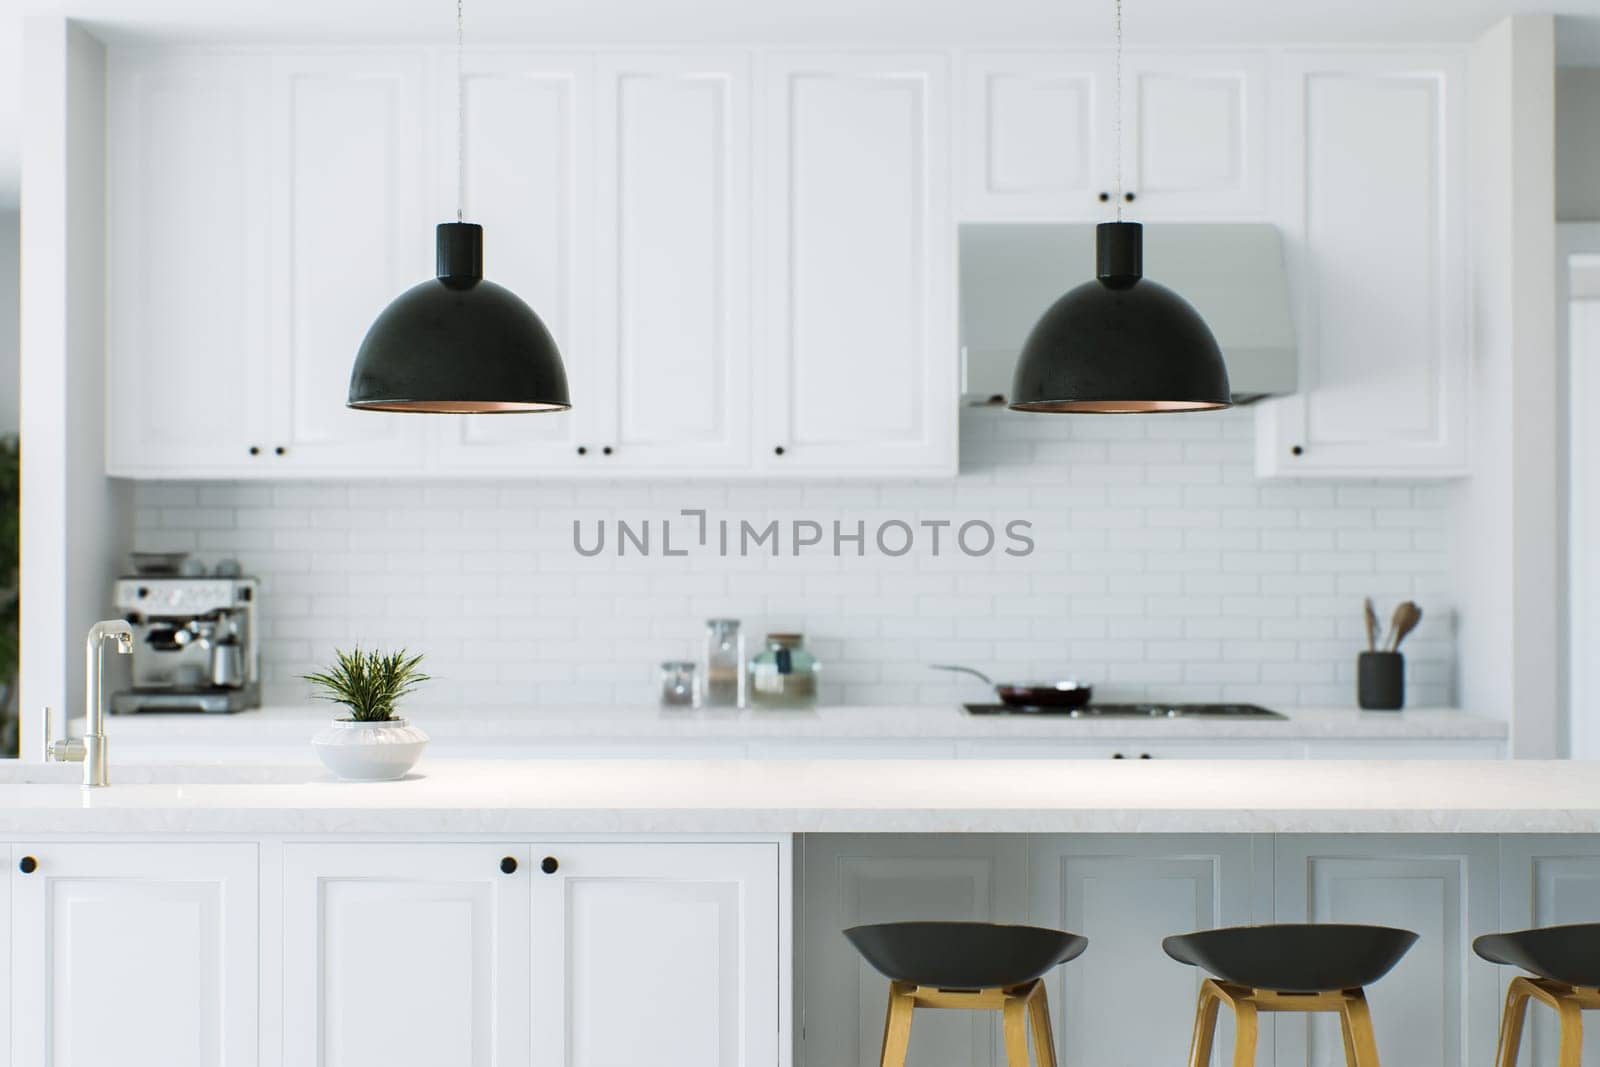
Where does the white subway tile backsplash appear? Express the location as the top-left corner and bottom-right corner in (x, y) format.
(134, 408), (1457, 708)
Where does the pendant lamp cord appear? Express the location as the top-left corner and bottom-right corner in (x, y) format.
(1114, 0), (1123, 222)
(456, 0), (465, 222)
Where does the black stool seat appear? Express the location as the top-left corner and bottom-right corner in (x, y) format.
(844, 921), (1086, 989)
(1475, 923), (1600, 986)
(1163, 923), (1418, 993)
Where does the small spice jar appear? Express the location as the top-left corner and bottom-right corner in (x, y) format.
(748, 633), (819, 709)
(658, 661), (699, 708)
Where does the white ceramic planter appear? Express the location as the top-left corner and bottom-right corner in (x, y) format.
(311, 717), (429, 781)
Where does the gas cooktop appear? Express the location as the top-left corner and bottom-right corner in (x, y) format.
(964, 703), (1287, 719)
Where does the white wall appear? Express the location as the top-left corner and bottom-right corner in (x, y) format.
(134, 409), (1458, 711)
(0, 212), (18, 433)
(1557, 68), (1600, 222)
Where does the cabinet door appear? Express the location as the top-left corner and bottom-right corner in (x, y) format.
(759, 54), (957, 476)
(267, 54), (431, 472)
(1497, 837), (1600, 1066)
(1119, 51), (1268, 218)
(9, 843), (259, 1067)
(531, 842), (781, 1067)
(1030, 834), (1266, 1067)
(282, 843), (530, 1067)
(959, 52), (1114, 220)
(798, 834), (1029, 1067)
(106, 52), (273, 477)
(1272, 835), (1498, 1067)
(590, 54), (753, 471)
(432, 52), (604, 472)
(1257, 52), (1468, 477)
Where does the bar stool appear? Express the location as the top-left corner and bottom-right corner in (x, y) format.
(1475, 921), (1600, 1067)
(844, 921), (1087, 1067)
(1164, 923), (1418, 1067)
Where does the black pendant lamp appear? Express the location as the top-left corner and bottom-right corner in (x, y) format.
(348, 1), (570, 414)
(1009, 0), (1230, 414)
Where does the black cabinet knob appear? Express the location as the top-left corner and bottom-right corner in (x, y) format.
(1111, 753), (1125, 760)
(774, 446), (785, 456)
(602, 446), (613, 456)
(540, 856), (559, 874)
(274, 446), (286, 456)
(248, 446), (261, 456)
(1124, 191), (1136, 202)
(1139, 753), (1152, 760)
(1291, 445), (1304, 457)
(500, 856), (518, 875)
(577, 446), (588, 456)
(1098, 191), (1111, 202)
(18, 856), (37, 874)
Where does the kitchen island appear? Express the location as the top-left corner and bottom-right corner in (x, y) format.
(0, 757), (1594, 1067)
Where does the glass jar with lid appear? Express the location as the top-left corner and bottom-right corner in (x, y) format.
(658, 661), (699, 708)
(703, 619), (745, 708)
(748, 633), (819, 709)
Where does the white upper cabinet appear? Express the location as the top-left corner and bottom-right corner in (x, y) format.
(10, 843), (259, 1067)
(106, 52), (273, 477)
(266, 53), (432, 471)
(960, 52), (1114, 220)
(432, 52), (599, 472)
(593, 54), (753, 470)
(282, 843), (530, 1067)
(1257, 51), (1468, 477)
(960, 51), (1266, 220)
(758, 53), (957, 475)
(530, 842), (782, 1067)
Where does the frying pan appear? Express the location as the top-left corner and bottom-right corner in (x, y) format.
(931, 664), (1093, 708)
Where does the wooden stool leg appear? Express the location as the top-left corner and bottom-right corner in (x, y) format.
(1495, 978), (1533, 1067)
(1230, 998), (1259, 1067)
(1340, 989), (1382, 1067)
(1002, 988), (1032, 1067)
(878, 981), (915, 1067)
(1187, 981), (1223, 1067)
(1026, 982), (1058, 1067)
(1556, 995), (1584, 1067)
(1340, 1004), (1359, 1067)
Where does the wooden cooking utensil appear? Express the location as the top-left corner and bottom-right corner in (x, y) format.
(1363, 598), (1379, 652)
(1389, 601), (1423, 651)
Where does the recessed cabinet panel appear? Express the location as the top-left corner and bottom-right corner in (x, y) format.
(1122, 52), (1267, 218)
(799, 835), (1029, 1067)
(282, 844), (530, 1067)
(531, 843), (780, 1067)
(106, 53), (272, 476)
(435, 54), (598, 469)
(760, 54), (955, 474)
(598, 57), (751, 467)
(961, 53), (1112, 219)
(1030, 835), (1260, 1067)
(9, 844), (259, 1067)
(1272, 836), (1498, 1067)
(269, 55), (430, 469)
(1258, 53), (1467, 477)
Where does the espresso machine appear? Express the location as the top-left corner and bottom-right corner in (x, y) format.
(110, 574), (261, 713)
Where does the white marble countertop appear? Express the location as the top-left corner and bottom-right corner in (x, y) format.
(0, 758), (1586, 835)
(98, 703), (1507, 746)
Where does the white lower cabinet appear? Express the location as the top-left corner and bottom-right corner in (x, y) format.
(9, 843), (260, 1067)
(530, 842), (782, 1067)
(282, 843), (531, 1067)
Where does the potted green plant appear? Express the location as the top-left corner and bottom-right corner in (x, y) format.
(304, 647), (431, 780)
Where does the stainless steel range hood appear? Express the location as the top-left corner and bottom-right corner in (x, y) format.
(959, 223), (1299, 405)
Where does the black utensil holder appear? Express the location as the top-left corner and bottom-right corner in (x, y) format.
(1357, 652), (1404, 711)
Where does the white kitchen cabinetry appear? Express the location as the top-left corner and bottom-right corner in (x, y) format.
(1030, 834), (1266, 1067)
(1272, 835), (1499, 1067)
(105, 52), (273, 477)
(1256, 52), (1469, 477)
(799, 834), (1029, 1067)
(531, 842), (783, 1067)
(9, 843), (259, 1067)
(282, 843), (530, 1067)
(960, 51), (1267, 220)
(758, 53), (957, 476)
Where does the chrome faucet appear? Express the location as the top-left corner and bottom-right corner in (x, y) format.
(43, 620), (134, 787)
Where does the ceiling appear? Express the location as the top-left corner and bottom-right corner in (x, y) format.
(1, 0), (1599, 209)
